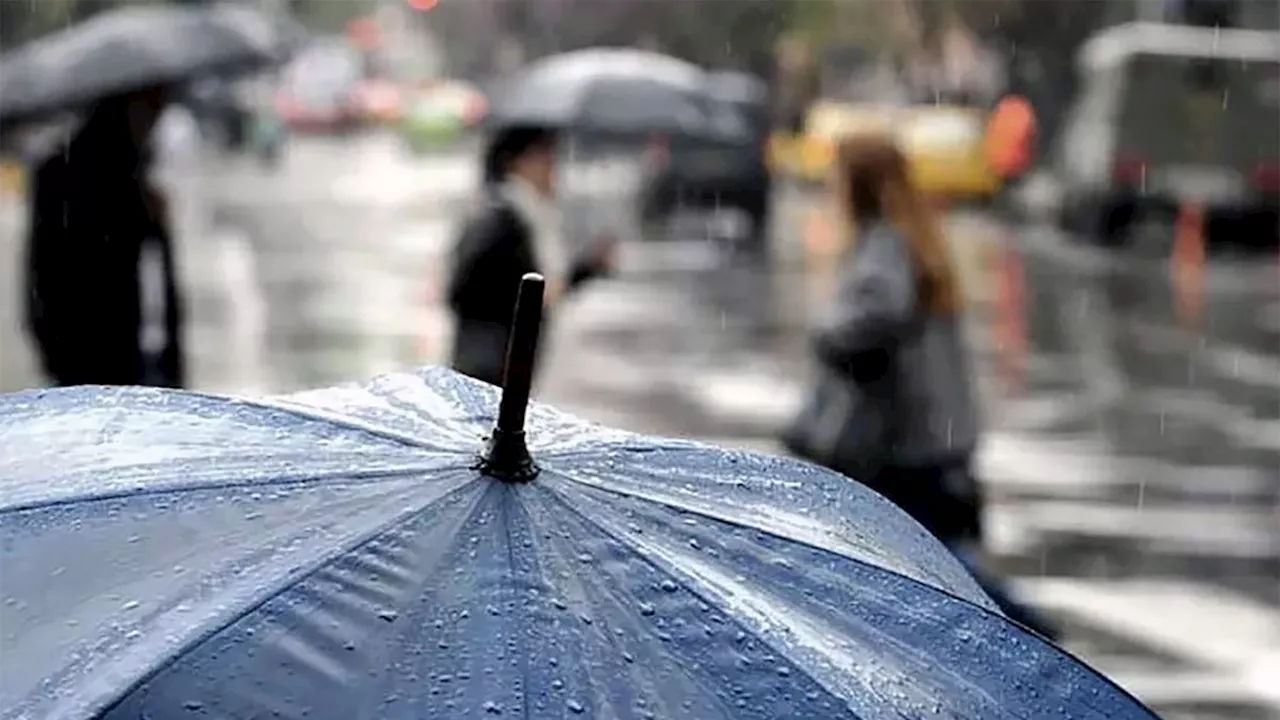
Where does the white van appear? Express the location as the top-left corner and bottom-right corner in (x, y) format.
(1053, 22), (1280, 247)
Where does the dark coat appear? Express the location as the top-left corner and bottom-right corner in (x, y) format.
(447, 191), (602, 386)
(23, 127), (185, 388)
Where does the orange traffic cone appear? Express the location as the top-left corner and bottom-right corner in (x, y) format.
(1170, 202), (1206, 332)
(993, 243), (1027, 396)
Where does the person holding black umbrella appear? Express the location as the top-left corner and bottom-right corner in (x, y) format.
(23, 85), (186, 388)
(448, 125), (616, 386)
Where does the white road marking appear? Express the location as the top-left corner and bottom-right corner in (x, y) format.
(1013, 577), (1280, 683)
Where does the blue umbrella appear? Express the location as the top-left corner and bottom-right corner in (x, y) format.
(0, 276), (1156, 719)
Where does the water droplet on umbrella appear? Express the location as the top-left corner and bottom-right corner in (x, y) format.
(567, 699), (585, 714)
(551, 679), (564, 690)
(122, 600), (140, 611)
(638, 603), (656, 616)
(660, 580), (678, 592)
(127, 535), (141, 544)
(378, 610), (398, 622)
(552, 598), (567, 610)
(125, 630), (143, 640)
(776, 666), (791, 677)
(344, 640), (356, 651)
(183, 700), (204, 712)
(482, 700), (502, 714)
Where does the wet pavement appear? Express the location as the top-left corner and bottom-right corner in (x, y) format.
(1, 131), (1277, 719)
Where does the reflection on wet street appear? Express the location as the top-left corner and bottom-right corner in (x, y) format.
(1, 132), (1276, 719)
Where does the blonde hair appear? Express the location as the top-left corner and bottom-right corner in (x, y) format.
(834, 132), (961, 316)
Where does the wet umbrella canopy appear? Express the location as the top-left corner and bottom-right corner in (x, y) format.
(0, 3), (295, 124)
(0, 277), (1158, 719)
(487, 48), (743, 139)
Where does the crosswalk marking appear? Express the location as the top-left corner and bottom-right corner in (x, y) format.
(1012, 578), (1280, 674)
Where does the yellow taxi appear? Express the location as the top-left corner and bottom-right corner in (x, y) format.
(899, 105), (1001, 200)
(770, 101), (1001, 200)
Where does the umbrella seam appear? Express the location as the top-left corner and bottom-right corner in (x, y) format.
(187, 390), (446, 450)
(87, 473), (483, 720)
(0, 460), (466, 517)
(560, 471), (1162, 712)
(540, 471), (1157, 715)
(533, 483), (874, 718)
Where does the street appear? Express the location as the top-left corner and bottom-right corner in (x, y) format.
(2, 131), (1277, 720)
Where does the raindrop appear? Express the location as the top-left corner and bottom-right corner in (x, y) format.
(638, 603), (656, 617)
(659, 580), (679, 593)
(482, 700), (503, 714)
(344, 640), (356, 651)
(623, 652), (635, 663)
(552, 598), (567, 610)
(127, 535), (141, 544)
(183, 700), (204, 712)
(125, 630), (143, 640)
(551, 679), (564, 690)
(122, 600), (141, 611)
(776, 666), (791, 677)
(567, 699), (585, 714)
(378, 610), (398, 623)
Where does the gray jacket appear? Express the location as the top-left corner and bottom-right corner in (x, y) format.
(797, 222), (979, 472)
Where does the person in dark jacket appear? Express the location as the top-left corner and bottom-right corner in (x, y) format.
(448, 125), (614, 386)
(23, 86), (185, 388)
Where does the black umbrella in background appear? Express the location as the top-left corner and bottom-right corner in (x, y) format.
(0, 3), (298, 125)
(487, 47), (748, 141)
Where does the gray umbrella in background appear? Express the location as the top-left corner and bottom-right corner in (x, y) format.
(0, 3), (298, 124)
(487, 48), (745, 140)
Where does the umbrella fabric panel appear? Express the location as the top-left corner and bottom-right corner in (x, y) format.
(0, 5), (284, 122)
(523, 49), (705, 92)
(101, 467), (1151, 719)
(0, 386), (471, 719)
(487, 76), (711, 135)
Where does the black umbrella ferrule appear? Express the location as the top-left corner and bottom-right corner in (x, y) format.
(480, 273), (545, 482)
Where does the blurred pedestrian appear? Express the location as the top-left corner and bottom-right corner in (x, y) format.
(784, 132), (1058, 639)
(447, 125), (615, 386)
(23, 86), (186, 389)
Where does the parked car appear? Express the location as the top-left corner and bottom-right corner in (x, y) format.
(275, 40), (363, 134)
(1052, 22), (1280, 247)
(638, 71), (773, 249)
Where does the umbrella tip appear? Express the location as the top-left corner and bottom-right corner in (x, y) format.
(480, 273), (545, 481)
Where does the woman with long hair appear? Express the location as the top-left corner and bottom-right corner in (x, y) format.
(786, 131), (1057, 638)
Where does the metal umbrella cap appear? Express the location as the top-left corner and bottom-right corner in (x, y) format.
(0, 300), (1159, 719)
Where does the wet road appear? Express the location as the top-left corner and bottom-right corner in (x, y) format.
(1, 132), (1276, 719)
